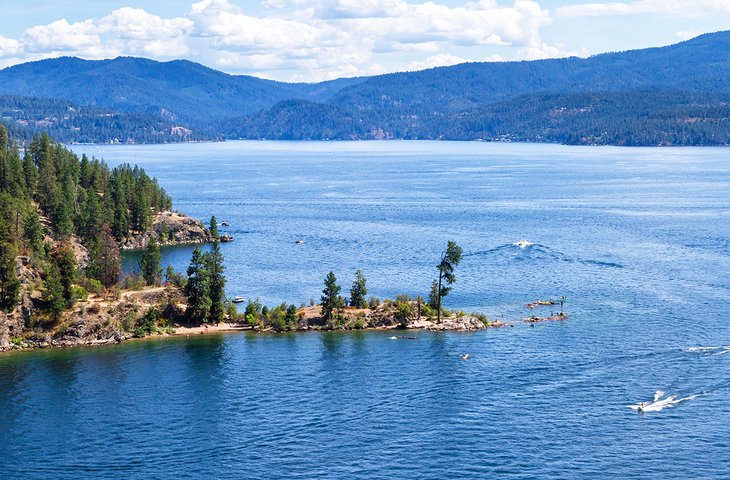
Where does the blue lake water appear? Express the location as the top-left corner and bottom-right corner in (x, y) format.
(2, 141), (729, 478)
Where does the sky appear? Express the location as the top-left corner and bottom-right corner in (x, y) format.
(0, 0), (728, 82)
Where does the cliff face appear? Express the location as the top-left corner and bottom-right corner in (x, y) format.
(0, 285), (185, 351)
(122, 211), (213, 250)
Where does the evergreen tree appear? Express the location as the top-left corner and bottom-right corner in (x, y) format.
(51, 242), (77, 305)
(130, 184), (150, 233)
(185, 246), (211, 325)
(321, 271), (344, 325)
(23, 210), (44, 256)
(0, 124), (7, 150)
(88, 225), (121, 288)
(112, 202), (130, 241)
(33, 134), (59, 217)
(140, 237), (162, 286)
(22, 151), (37, 196)
(43, 264), (66, 321)
(349, 269), (368, 308)
(80, 187), (103, 241)
(0, 235), (20, 312)
(205, 242), (225, 324)
(431, 241), (463, 323)
(54, 199), (74, 238)
(209, 215), (219, 240)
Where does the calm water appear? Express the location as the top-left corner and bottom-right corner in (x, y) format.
(2, 141), (729, 478)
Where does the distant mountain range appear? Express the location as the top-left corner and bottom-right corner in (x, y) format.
(1, 31), (730, 146)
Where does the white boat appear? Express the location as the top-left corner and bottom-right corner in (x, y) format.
(231, 296), (245, 303)
(295, 240), (304, 245)
(513, 239), (533, 249)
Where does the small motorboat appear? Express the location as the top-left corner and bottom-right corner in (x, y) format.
(295, 240), (305, 245)
(221, 221), (230, 227)
(231, 296), (245, 303)
(461, 354), (470, 360)
(513, 239), (533, 249)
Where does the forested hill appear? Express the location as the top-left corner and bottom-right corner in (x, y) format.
(2, 31), (730, 145)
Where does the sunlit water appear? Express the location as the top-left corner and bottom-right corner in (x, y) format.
(2, 141), (729, 478)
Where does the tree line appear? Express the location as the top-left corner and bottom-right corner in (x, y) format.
(0, 126), (173, 319)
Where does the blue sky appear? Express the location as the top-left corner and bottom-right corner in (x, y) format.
(0, 0), (728, 82)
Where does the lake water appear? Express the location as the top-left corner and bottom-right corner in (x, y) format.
(2, 141), (729, 478)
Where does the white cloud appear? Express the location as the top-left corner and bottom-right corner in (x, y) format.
(557, 0), (730, 18)
(23, 19), (100, 54)
(0, 0), (567, 81)
(0, 35), (22, 58)
(676, 29), (703, 41)
(405, 53), (469, 71)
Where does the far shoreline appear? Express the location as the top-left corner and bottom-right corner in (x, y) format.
(65, 139), (730, 149)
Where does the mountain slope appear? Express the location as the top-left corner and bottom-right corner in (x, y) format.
(3, 31), (730, 145)
(224, 31), (730, 145)
(0, 57), (367, 126)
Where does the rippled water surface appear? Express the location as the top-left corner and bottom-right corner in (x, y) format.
(2, 141), (729, 479)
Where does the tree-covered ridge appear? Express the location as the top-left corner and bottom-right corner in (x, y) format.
(222, 89), (730, 146)
(2, 31), (730, 145)
(0, 125), (173, 314)
(0, 96), (210, 144)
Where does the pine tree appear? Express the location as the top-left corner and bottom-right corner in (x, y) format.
(43, 264), (66, 321)
(23, 210), (44, 256)
(140, 237), (162, 286)
(51, 242), (77, 305)
(209, 215), (219, 240)
(112, 202), (130, 241)
(0, 236), (20, 312)
(349, 269), (368, 308)
(88, 225), (121, 288)
(321, 271), (344, 325)
(33, 134), (59, 217)
(54, 199), (74, 238)
(130, 184), (150, 233)
(185, 246), (211, 325)
(22, 151), (37, 196)
(432, 241), (463, 323)
(205, 241), (225, 324)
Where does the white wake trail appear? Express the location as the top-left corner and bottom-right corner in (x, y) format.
(629, 390), (705, 412)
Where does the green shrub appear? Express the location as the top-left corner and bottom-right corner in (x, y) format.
(225, 302), (240, 322)
(350, 316), (366, 330)
(368, 296), (380, 309)
(395, 301), (412, 328)
(83, 278), (104, 295)
(473, 312), (489, 326)
(72, 286), (88, 302)
(121, 312), (136, 333)
(134, 308), (161, 337)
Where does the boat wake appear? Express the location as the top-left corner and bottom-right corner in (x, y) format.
(467, 242), (623, 269)
(629, 390), (705, 412)
(685, 345), (730, 356)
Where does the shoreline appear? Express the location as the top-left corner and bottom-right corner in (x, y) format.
(1, 317), (510, 353)
(68, 138), (730, 149)
(1, 284), (557, 354)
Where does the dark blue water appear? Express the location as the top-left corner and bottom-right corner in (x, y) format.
(2, 141), (729, 478)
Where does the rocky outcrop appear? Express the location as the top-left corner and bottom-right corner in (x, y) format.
(122, 211), (214, 250)
(0, 286), (185, 352)
(295, 301), (493, 332)
(424, 315), (493, 331)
